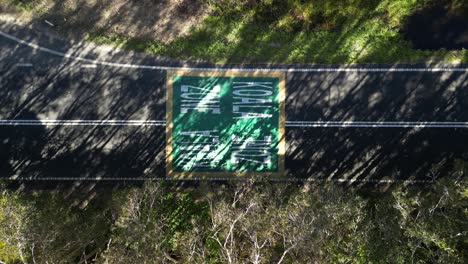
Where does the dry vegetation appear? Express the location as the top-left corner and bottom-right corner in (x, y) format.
(0, 0), (209, 42)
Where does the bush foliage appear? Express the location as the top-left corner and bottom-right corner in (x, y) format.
(1, 172), (467, 263)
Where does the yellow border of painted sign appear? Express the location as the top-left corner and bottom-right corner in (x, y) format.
(166, 70), (286, 179)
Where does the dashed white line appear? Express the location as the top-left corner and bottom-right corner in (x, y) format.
(44, 20), (55, 27)
(81, 64), (97, 68)
(1, 30), (467, 72)
(0, 120), (467, 128)
(14, 63), (33, 67)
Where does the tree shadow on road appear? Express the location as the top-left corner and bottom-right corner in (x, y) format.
(286, 70), (468, 187)
(0, 19), (168, 197)
(0, 2), (467, 195)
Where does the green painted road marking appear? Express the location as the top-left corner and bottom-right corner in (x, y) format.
(166, 71), (285, 178)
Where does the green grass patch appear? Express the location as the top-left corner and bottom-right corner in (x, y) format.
(88, 0), (467, 64)
(1, 0), (36, 10)
(5, 0), (467, 63)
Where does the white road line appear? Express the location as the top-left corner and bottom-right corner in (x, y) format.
(1, 30), (467, 72)
(0, 120), (467, 128)
(81, 64), (97, 68)
(1, 177), (435, 183)
(44, 20), (55, 27)
(14, 63), (33, 67)
(0, 120), (166, 126)
(286, 121), (468, 128)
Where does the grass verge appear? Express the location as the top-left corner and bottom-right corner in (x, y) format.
(88, 0), (468, 64)
(3, 0), (468, 64)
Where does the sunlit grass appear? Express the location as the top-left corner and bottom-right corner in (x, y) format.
(7, 0), (467, 64)
(90, 3), (466, 64)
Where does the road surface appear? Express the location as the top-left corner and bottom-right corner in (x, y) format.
(1, 20), (467, 184)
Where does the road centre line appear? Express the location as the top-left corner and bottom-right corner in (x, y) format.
(1, 30), (467, 72)
(1, 120), (467, 128)
(285, 121), (468, 128)
(0, 120), (166, 126)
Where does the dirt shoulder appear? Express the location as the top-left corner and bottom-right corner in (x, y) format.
(0, 0), (209, 43)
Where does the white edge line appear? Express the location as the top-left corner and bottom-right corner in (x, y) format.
(0, 177), (436, 183)
(1, 30), (467, 72)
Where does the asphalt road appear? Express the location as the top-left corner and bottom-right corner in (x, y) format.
(1, 20), (467, 184)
